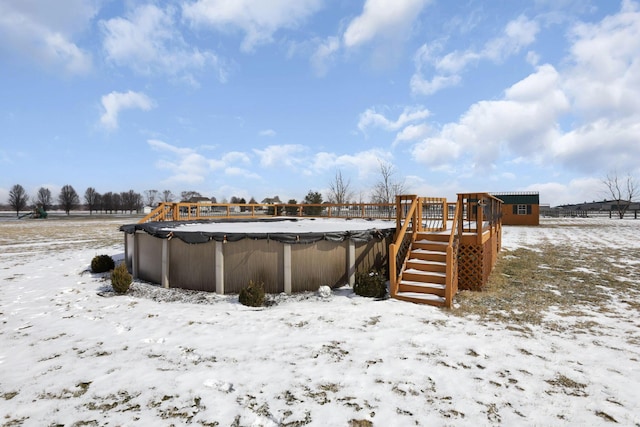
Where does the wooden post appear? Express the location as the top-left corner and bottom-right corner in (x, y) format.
(442, 199), (447, 230)
(161, 238), (170, 289)
(123, 232), (129, 270)
(395, 196), (402, 230)
(476, 198), (484, 246)
(347, 239), (356, 286)
(215, 241), (224, 294)
(445, 245), (452, 307)
(132, 232), (139, 279)
(458, 194), (464, 237)
(283, 244), (292, 294)
(389, 242), (396, 297)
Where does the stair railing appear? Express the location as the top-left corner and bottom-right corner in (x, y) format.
(389, 195), (419, 297)
(138, 202), (175, 223)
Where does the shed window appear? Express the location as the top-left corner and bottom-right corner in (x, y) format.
(513, 204), (532, 215)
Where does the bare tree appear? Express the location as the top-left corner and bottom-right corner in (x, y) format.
(144, 189), (159, 207)
(112, 193), (122, 213)
(370, 161), (407, 204)
(121, 190), (142, 213)
(101, 192), (114, 213)
(603, 171), (638, 219)
(84, 187), (100, 215)
(161, 190), (175, 203)
(180, 190), (202, 202)
(327, 170), (353, 204)
(35, 187), (53, 212)
(58, 185), (79, 215)
(9, 184), (29, 216)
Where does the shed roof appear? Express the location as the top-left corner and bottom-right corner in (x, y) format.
(492, 192), (540, 205)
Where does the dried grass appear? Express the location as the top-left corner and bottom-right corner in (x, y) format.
(0, 215), (132, 257)
(453, 231), (640, 330)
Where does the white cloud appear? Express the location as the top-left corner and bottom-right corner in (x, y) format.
(0, 0), (95, 74)
(393, 123), (430, 146)
(222, 151), (251, 164)
(409, 2), (640, 181)
(259, 129), (277, 137)
(148, 139), (227, 185)
(411, 15), (540, 96)
(358, 106), (430, 133)
(99, 91), (155, 131)
(225, 167), (261, 180)
(531, 177), (603, 206)
(310, 149), (392, 180)
(563, 1), (640, 119)
(551, 118), (640, 173)
(342, 0), (431, 48)
(253, 144), (308, 168)
(182, 0), (323, 52)
(309, 0), (431, 75)
(310, 36), (340, 77)
(101, 4), (224, 83)
(411, 64), (569, 168)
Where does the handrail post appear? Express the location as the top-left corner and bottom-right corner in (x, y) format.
(389, 243), (397, 297)
(445, 245), (452, 307)
(442, 199), (447, 230)
(458, 195), (464, 236)
(395, 196), (402, 230)
(476, 197), (484, 246)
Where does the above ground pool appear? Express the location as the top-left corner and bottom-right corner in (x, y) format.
(120, 217), (396, 294)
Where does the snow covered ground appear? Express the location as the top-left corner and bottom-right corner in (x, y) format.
(1, 216), (639, 426)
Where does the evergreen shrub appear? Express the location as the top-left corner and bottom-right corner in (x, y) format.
(91, 254), (115, 273)
(354, 270), (387, 298)
(239, 280), (265, 307)
(111, 262), (132, 294)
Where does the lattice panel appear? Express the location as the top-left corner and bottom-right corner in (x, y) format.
(458, 244), (485, 291)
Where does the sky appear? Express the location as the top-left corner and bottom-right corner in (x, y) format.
(1, 0), (639, 207)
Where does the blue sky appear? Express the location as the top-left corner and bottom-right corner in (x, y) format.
(1, 0), (638, 207)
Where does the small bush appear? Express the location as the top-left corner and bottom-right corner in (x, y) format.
(354, 270), (387, 298)
(239, 280), (265, 307)
(111, 262), (132, 294)
(91, 254), (115, 273)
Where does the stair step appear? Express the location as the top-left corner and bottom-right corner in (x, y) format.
(402, 269), (446, 284)
(406, 259), (446, 272)
(394, 292), (446, 307)
(412, 241), (448, 252)
(410, 248), (447, 262)
(398, 280), (446, 296)
(416, 232), (449, 242)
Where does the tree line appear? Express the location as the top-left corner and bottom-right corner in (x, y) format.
(4, 161), (408, 217)
(5, 184), (145, 216)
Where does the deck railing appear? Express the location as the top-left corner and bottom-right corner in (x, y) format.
(139, 201), (397, 224)
(457, 192), (503, 245)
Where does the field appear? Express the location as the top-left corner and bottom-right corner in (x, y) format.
(1, 216), (639, 426)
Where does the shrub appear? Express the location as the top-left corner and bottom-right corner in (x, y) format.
(354, 270), (387, 298)
(91, 254), (115, 273)
(111, 262), (132, 294)
(239, 280), (265, 307)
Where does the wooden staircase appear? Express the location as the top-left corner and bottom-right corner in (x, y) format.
(394, 231), (450, 307)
